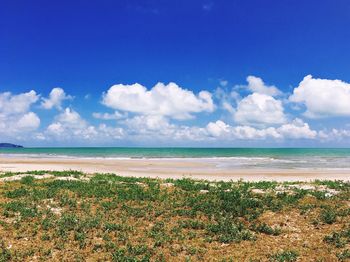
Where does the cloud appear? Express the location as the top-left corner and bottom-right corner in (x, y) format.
(318, 128), (350, 141)
(41, 88), (72, 110)
(121, 115), (208, 142)
(124, 115), (171, 132)
(92, 111), (126, 120)
(206, 120), (280, 139)
(0, 90), (38, 115)
(102, 82), (214, 120)
(0, 90), (40, 137)
(243, 76), (282, 96)
(206, 119), (316, 140)
(219, 80), (228, 87)
(214, 86), (240, 114)
(48, 108), (87, 131)
(46, 108), (97, 139)
(45, 108), (124, 142)
(277, 118), (317, 139)
(289, 75), (350, 118)
(16, 112), (41, 130)
(207, 120), (230, 137)
(234, 93), (286, 126)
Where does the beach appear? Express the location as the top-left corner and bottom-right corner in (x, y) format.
(1, 155), (349, 182)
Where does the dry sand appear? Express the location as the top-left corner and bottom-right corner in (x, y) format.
(0, 156), (349, 182)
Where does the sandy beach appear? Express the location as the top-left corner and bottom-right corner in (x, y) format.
(1, 156), (349, 182)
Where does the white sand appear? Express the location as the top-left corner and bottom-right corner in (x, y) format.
(0, 156), (349, 182)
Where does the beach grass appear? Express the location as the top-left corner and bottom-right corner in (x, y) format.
(0, 171), (349, 261)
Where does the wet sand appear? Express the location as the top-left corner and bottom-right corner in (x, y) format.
(0, 156), (349, 182)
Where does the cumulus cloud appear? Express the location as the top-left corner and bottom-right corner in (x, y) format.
(124, 115), (171, 132)
(0, 90), (39, 115)
(46, 108), (98, 140)
(289, 75), (350, 118)
(206, 119), (316, 140)
(207, 120), (230, 137)
(243, 76), (282, 96)
(16, 112), (41, 130)
(215, 87), (240, 114)
(121, 115), (208, 142)
(92, 111), (126, 120)
(318, 128), (350, 141)
(0, 90), (40, 137)
(206, 120), (280, 139)
(277, 118), (317, 139)
(47, 108), (88, 135)
(45, 108), (124, 142)
(41, 88), (72, 110)
(234, 93), (286, 126)
(102, 82), (214, 120)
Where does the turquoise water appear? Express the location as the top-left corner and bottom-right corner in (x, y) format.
(1, 147), (350, 169)
(0, 147), (350, 158)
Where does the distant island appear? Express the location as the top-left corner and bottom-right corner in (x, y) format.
(0, 143), (23, 148)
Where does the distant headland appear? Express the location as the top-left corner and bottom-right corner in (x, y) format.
(0, 143), (23, 148)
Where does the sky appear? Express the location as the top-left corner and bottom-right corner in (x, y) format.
(1, 0), (350, 147)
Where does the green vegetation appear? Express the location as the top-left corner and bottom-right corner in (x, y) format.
(0, 171), (349, 261)
(269, 250), (299, 262)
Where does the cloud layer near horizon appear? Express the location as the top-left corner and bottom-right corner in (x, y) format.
(1, 75), (350, 146)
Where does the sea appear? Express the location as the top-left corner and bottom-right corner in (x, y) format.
(1, 147), (350, 170)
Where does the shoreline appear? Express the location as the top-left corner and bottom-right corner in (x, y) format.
(1, 156), (349, 182)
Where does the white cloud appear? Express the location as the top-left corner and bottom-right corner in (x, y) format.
(207, 120), (230, 137)
(318, 128), (350, 141)
(102, 82), (214, 120)
(47, 108), (88, 137)
(206, 119), (316, 140)
(215, 87), (240, 114)
(0, 90), (40, 138)
(234, 93), (286, 126)
(45, 108), (124, 142)
(97, 124), (124, 139)
(277, 118), (317, 139)
(46, 108), (92, 138)
(244, 76), (282, 96)
(0, 90), (38, 115)
(92, 111), (126, 120)
(124, 115), (171, 132)
(121, 115), (208, 142)
(289, 75), (350, 118)
(56, 108), (86, 126)
(234, 126), (281, 140)
(47, 122), (65, 136)
(16, 112), (41, 130)
(41, 88), (72, 110)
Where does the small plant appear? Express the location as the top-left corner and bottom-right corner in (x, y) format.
(74, 231), (87, 248)
(207, 219), (254, 243)
(179, 219), (206, 230)
(337, 249), (350, 261)
(251, 223), (281, 236)
(5, 187), (30, 198)
(320, 208), (337, 224)
(20, 175), (35, 185)
(3, 200), (38, 218)
(324, 228), (350, 248)
(0, 241), (11, 262)
(269, 250), (299, 261)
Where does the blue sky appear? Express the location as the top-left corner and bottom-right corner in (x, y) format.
(1, 0), (350, 146)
